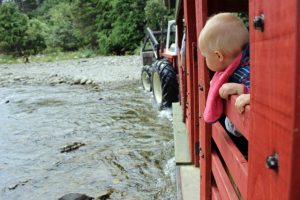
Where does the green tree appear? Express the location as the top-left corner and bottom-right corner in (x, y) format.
(108, 0), (146, 55)
(46, 2), (79, 51)
(73, 0), (103, 48)
(0, 3), (28, 55)
(23, 18), (48, 54)
(31, 0), (69, 18)
(145, 0), (167, 30)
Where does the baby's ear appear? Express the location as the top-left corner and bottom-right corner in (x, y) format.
(214, 51), (224, 62)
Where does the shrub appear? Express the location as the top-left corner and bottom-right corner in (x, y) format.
(145, 0), (167, 30)
(23, 18), (48, 54)
(46, 2), (79, 51)
(0, 3), (28, 55)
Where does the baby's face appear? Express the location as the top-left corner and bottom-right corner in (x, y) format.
(202, 51), (226, 72)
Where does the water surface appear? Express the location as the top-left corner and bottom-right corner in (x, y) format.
(0, 82), (175, 199)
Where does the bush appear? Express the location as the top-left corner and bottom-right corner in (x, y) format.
(0, 3), (28, 55)
(104, 0), (146, 55)
(23, 19), (48, 54)
(46, 2), (79, 51)
(145, 0), (167, 30)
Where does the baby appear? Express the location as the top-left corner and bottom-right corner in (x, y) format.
(198, 13), (250, 133)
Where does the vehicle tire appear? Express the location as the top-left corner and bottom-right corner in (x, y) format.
(141, 65), (152, 92)
(152, 59), (179, 109)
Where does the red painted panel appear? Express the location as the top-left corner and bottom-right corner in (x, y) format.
(224, 95), (250, 140)
(290, 2), (300, 199)
(211, 184), (221, 200)
(248, 1), (297, 199)
(183, 0), (199, 166)
(192, 42), (200, 167)
(195, 1), (211, 199)
(212, 122), (248, 199)
(212, 151), (239, 200)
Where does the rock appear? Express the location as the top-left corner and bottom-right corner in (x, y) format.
(60, 142), (85, 153)
(96, 189), (114, 200)
(86, 80), (92, 85)
(74, 78), (81, 85)
(80, 78), (88, 85)
(13, 77), (21, 81)
(58, 193), (94, 200)
(8, 179), (30, 190)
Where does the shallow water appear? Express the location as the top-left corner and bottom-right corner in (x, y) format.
(0, 81), (175, 200)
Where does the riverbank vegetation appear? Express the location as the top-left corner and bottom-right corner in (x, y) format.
(0, 0), (174, 63)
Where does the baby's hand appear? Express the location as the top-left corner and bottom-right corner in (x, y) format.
(219, 83), (244, 99)
(235, 94), (250, 113)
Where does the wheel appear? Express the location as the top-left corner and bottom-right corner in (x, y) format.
(141, 65), (152, 92)
(152, 59), (179, 109)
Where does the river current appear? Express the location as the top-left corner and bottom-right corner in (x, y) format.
(0, 80), (175, 199)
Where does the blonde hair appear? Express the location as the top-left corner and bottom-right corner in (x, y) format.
(199, 13), (249, 57)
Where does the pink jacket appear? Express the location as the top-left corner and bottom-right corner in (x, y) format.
(203, 52), (243, 123)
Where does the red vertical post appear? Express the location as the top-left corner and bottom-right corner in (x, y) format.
(195, 0), (211, 200)
(192, 41), (200, 167)
(290, 1), (300, 199)
(183, 0), (199, 165)
(248, 1), (299, 199)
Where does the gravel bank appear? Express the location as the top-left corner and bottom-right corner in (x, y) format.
(0, 55), (141, 87)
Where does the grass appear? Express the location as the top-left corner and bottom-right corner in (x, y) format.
(0, 49), (98, 64)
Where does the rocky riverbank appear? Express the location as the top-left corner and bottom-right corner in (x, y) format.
(0, 55), (141, 87)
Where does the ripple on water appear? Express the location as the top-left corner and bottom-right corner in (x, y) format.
(0, 82), (176, 200)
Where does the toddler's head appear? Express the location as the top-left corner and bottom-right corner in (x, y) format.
(199, 13), (249, 71)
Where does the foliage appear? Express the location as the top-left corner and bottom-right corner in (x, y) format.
(0, 0), (176, 58)
(46, 2), (79, 51)
(145, 0), (167, 30)
(0, 3), (28, 55)
(237, 12), (249, 29)
(0, 49), (98, 64)
(108, 0), (146, 55)
(23, 18), (48, 54)
(73, 0), (109, 49)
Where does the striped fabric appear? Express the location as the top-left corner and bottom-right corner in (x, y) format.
(228, 44), (250, 92)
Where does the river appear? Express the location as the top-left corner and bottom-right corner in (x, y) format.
(0, 56), (176, 200)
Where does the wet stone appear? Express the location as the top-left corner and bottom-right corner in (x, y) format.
(86, 80), (92, 85)
(80, 78), (88, 85)
(58, 193), (94, 200)
(96, 189), (114, 200)
(60, 142), (85, 153)
(74, 78), (81, 84)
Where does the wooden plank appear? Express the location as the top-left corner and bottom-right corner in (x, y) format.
(176, 166), (183, 200)
(192, 42), (200, 167)
(183, 0), (196, 165)
(212, 122), (248, 199)
(179, 165), (200, 200)
(195, 0), (211, 199)
(224, 95), (250, 140)
(290, 1), (300, 199)
(211, 184), (221, 200)
(172, 103), (191, 164)
(248, 1), (296, 199)
(212, 151), (239, 200)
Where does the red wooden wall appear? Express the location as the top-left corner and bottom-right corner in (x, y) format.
(195, 1), (212, 199)
(183, 0), (200, 166)
(248, 1), (300, 199)
(177, 0), (300, 199)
